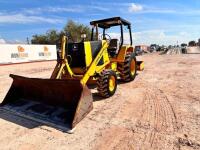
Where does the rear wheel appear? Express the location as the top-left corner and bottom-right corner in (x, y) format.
(118, 53), (137, 82)
(97, 70), (117, 98)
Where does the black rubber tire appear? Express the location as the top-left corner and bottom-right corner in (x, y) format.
(97, 70), (117, 98)
(118, 53), (137, 82)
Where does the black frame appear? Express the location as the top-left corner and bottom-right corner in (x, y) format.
(90, 17), (133, 46)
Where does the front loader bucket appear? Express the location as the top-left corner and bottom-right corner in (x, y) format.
(0, 74), (93, 131)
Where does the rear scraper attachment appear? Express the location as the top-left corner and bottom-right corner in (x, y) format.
(137, 61), (144, 71)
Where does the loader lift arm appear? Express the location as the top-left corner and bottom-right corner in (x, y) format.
(51, 36), (110, 86)
(51, 36), (74, 79)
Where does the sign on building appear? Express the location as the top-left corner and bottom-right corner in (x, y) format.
(0, 44), (57, 64)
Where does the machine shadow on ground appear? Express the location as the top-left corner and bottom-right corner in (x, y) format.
(0, 90), (115, 132)
(0, 87), (110, 133)
(0, 108), (41, 129)
(0, 107), (77, 133)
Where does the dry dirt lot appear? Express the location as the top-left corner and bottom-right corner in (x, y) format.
(0, 53), (200, 150)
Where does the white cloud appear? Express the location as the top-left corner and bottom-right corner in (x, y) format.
(19, 3), (200, 16)
(108, 30), (193, 45)
(90, 6), (109, 12)
(108, 32), (132, 45)
(129, 6), (200, 15)
(127, 4), (176, 14)
(23, 5), (108, 15)
(128, 3), (143, 12)
(0, 38), (6, 44)
(24, 6), (84, 15)
(0, 13), (62, 24)
(126, 3), (200, 15)
(7, 39), (25, 44)
(179, 31), (188, 36)
(133, 30), (193, 45)
(140, 9), (176, 14)
(47, 7), (83, 13)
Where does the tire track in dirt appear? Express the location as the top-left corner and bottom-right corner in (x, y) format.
(158, 89), (178, 132)
(79, 91), (131, 149)
(135, 86), (178, 149)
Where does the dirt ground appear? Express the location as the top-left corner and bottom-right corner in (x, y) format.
(0, 53), (200, 150)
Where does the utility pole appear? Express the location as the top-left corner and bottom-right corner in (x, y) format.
(26, 37), (30, 44)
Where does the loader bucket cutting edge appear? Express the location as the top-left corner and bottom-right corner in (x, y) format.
(0, 74), (93, 130)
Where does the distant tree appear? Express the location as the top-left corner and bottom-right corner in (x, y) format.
(198, 39), (200, 46)
(188, 41), (196, 47)
(31, 29), (60, 45)
(31, 20), (91, 45)
(46, 30), (60, 44)
(181, 43), (187, 47)
(168, 45), (172, 49)
(31, 35), (48, 44)
(63, 20), (91, 42)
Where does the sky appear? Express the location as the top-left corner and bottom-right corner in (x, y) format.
(0, 0), (200, 45)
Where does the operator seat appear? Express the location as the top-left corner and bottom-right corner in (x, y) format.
(108, 39), (119, 57)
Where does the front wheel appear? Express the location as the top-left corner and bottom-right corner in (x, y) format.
(97, 70), (117, 98)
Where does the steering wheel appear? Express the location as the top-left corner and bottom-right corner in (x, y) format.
(100, 34), (111, 42)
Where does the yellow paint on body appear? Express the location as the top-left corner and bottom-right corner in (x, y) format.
(84, 42), (92, 67)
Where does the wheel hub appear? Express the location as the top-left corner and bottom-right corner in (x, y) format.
(130, 59), (136, 76)
(109, 76), (115, 92)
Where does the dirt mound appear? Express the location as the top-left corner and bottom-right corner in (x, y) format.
(187, 46), (200, 54)
(160, 47), (185, 55)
